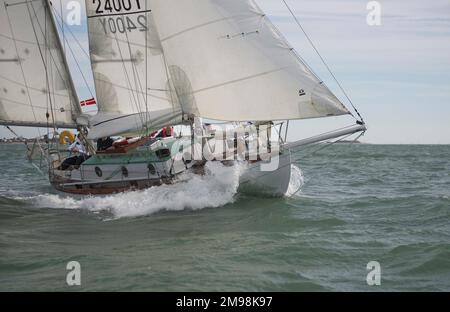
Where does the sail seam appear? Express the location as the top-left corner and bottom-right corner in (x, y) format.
(0, 74), (69, 97)
(193, 68), (286, 94)
(160, 14), (255, 42)
(4, 0), (41, 8)
(0, 96), (66, 110)
(93, 77), (168, 101)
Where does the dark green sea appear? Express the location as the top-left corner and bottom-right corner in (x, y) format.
(0, 144), (449, 291)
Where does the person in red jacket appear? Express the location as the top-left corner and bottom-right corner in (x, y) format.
(156, 126), (173, 138)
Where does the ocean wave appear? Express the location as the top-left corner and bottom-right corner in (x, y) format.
(14, 162), (241, 219)
(10, 162), (305, 219)
(384, 243), (450, 279)
(0, 195), (27, 207)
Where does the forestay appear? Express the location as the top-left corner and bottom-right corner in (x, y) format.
(0, 0), (80, 128)
(150, 0), (350, 122)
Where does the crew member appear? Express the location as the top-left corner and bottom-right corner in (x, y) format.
(155, 126), (173, 138)
(58, 133), (90, 170)
(97, 136), (114, 151)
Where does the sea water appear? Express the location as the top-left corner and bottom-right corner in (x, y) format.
(0, 144), (449, 291)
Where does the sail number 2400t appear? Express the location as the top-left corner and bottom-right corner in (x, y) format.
(93, 0), (144, 14)
(91, 0), (150, 35)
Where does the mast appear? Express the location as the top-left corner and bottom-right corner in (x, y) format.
(45, 0), (81, 120)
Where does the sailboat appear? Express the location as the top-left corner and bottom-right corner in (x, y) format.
(0, 0), (366, 196)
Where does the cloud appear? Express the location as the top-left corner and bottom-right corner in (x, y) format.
(259, 0), (450, 68)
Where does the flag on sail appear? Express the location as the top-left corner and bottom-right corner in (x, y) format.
(80, 98), (96, 107)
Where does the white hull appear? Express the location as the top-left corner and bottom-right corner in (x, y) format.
(238, 151), (292, 197)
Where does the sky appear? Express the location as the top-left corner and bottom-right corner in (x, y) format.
(1, 0), (449, 144)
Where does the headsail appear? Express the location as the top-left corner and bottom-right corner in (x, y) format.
(85, 0), (183, 139)
(0, 0), (80, 128)
(150, 0), (350, 122)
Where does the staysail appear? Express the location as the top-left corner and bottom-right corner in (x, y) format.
(85, 0), (183, 139)
(150, 0), (350, 122)
(0, 0), (80, 128)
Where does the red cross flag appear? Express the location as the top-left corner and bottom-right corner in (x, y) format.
(80, 98), (96, 107)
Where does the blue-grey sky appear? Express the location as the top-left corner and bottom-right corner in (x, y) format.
(2, 0), (449, 144)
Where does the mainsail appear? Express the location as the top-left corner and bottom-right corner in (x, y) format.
(150, 0), (350, 122)
(0, 0), (80, 128)
(85, 0), (183, 139)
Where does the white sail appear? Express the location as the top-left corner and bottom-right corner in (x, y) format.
(150, 0), (350, 122)
(0, 0), (80, 128)
(85, 0), (183, 139)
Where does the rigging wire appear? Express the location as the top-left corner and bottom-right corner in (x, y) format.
(284, 120), (290, 142)
(239, 131), (363, 186)
(19, 0), (88, 121)
(144, 1), (149, 131)
(34, 2), (60, 162)
(112, 31), (146, 130)
(49, 4), (89, 58)
(122, 23), (149, 132)
(49, 4), (95, 99)
(43, 1), (52, 141)
(290, 132), (356, 161)
(280, 0), (365, 123)
(4, 125), (20, 138)
(59, 0), (64, 53)
(13, 3), (76, 104)
(44, 2), (58, 136)
(288, 131), (366, 189)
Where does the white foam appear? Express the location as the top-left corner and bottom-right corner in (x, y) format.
(17, 162), (241, 219)
(13, 162), (305, 218)
(285, 164), (305, 197)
